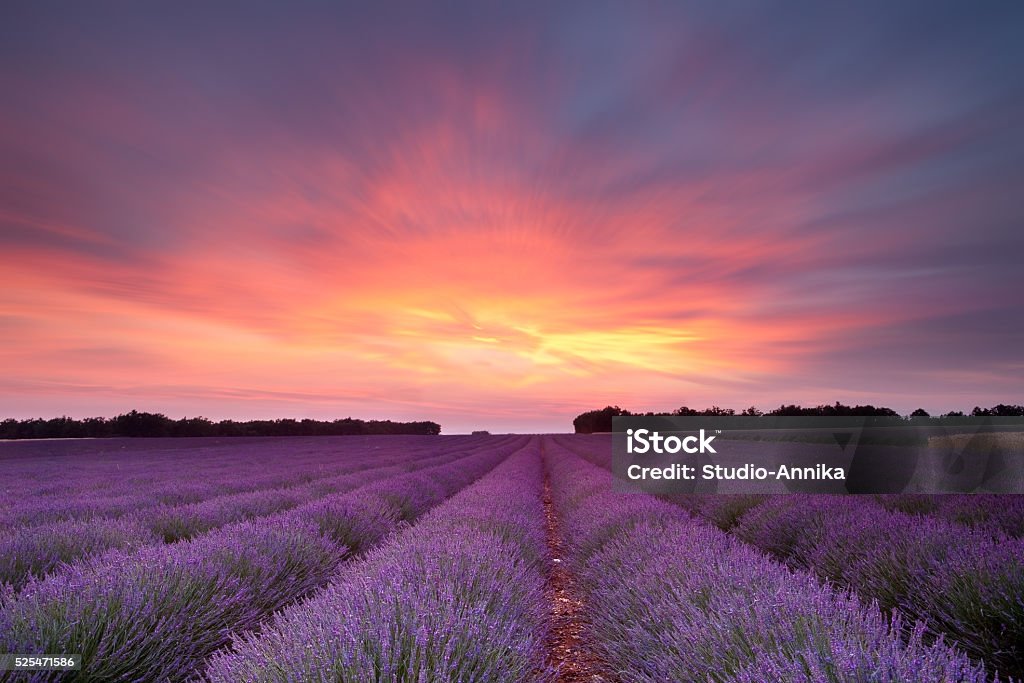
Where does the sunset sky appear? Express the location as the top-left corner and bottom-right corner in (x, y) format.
(2, 2), (1022, 432)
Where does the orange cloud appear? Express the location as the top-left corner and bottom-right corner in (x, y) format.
(3, 3), (1021, 432)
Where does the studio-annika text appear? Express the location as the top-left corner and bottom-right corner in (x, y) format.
(624, 428), (846, 481)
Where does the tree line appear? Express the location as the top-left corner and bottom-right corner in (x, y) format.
(0, 410), (442, 440)
(573, 402), (1024, 433)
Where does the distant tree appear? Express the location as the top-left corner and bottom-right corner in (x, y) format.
(674, 406), (702, 416)
(173, 416), (216, 437)
(112, 410), (172, 437)
(0, 418), (19, 439)
(0, 412), (441, 439)
(971, 404), (1024, 417)
(83, 417), (112, 437)
(765, 402), (899, 417)
(769, 404), (806, 416)
(570, 401), (926, 431)
(990, 404), (1024, 417)
(703, 406), (735, 416)
(910, 408), (930, 417)
(676, 406), (736, 416)
(573, 406), (631, 434)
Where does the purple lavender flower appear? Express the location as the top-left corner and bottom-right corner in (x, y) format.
(543, 440), (992, 683)
(202, 446), (551, 683)
(0, 437), (522, 681)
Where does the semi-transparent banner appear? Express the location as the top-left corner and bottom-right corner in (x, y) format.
(611, 416), (1024, 494)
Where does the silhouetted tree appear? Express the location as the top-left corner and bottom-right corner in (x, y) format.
(0, 412), (441, 439)
(573, 406), (631, 434)
(704, 406), (735, 416)
(112, 410), (172, 437)
(569, 400), (983, 432)
(674, 406), (702, 416)
(989, 404), (1024, 416)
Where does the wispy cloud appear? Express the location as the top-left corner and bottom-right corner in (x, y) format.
(1, 1), (1022, 430)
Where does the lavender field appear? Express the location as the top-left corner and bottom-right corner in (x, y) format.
(0, 435), (1021, 682)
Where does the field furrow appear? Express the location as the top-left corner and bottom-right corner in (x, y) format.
(0, 435), (514, 527)
(558, 433), (1022, 679)
(873, 493), (1024, 537)
(0, 438), (522, 682)
(200, 439), (551, 682)
(543, 438), (995, 682)
(0, 438), (513, 590)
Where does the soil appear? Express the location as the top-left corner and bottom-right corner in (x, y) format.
(542, 475), (612, 682)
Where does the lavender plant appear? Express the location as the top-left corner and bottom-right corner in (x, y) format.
(202, 446), (552, 683)
(731, 494), (1022, 675)
(543, 441), (993, 683)
(0, 438), (513, 590)
(564, 433), (1023, 677)
(0, 441), (518, 681)
(0, 518), (343, 683)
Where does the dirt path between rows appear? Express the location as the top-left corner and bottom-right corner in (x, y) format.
(542, 472), (610, 682)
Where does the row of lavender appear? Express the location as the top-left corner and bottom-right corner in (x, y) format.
(543, 440), (996, 682)
(0, 436), (412, 504)
(556, 434), (1024, 538)
(557, 434), (1023, 678)
(0, 435), (508, 527)
(730, 495), (1023, 677)
(0, 437), (509, 589)
(0, 437), (525, 682)
(874, 492), (1024, 538)
(201, 442), (552, 682)
(0, 437), (467, 532)
(197, 438), (998, 682)
(673, 490), (1024, 541)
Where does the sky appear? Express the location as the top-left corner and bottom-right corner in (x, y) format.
(1, 1), (1022, 433)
